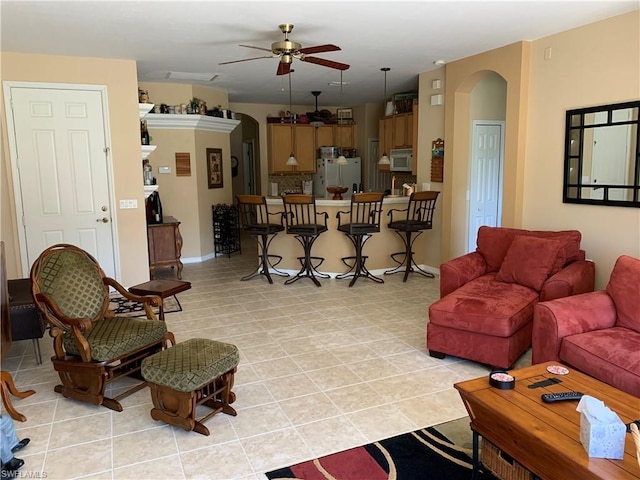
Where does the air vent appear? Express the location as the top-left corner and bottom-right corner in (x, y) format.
(165, 72), (219, 82)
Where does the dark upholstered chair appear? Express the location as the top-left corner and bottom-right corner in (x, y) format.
(384, 191), (439, 282)
(1, 241), (36, 422)
(336, 192), (385, 287)
(281, 194), (329, 287)
(30, 243), (175, 412)
(236, 195), (288, 284)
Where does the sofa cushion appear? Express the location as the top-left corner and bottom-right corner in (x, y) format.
(476, 226), (581, 274)
(429, 273), (538, 337)
(496, 235), (562, 291)
(560, 326), (640, 397)
(606, 255), (640, 333)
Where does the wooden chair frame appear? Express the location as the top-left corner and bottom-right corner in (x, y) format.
(30, 244), (175, 412)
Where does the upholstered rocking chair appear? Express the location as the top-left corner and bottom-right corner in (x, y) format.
(30, 244), (175, 412)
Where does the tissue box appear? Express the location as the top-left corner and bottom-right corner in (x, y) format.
(579, 410), (626, 459)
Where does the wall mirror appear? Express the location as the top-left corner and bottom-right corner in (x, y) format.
(563, 100), (639, 208)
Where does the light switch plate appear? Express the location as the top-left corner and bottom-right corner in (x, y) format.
(159, 166), (171, 174)
(119, 199), (137, 209)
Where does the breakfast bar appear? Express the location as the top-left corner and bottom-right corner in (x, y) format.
(264, 196), (434, 276)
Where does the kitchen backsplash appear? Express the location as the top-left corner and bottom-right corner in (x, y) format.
(267, 173), (417, 196)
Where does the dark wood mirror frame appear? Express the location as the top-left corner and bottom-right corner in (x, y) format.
(563, 100), (640, 208)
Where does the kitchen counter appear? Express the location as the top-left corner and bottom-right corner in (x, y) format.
(260, 195), (435, 276)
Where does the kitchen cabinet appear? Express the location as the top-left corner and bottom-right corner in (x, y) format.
(392, 112), (413, 148)
(147, 216), (183, 279)
(315, 124), (355, 149)
(268, 124), (315, 173)
(315, 125), (334, 149)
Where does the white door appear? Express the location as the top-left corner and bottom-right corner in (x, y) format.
(4, 84), (117, 277)
(468, 122), (504, 252)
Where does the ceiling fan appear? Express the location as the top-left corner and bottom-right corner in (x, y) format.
(219, 24), (350, 76)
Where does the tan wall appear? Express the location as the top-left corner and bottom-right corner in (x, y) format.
(443, 41), (531, 261)
(139, 82), (233, 261)
(524, 11), (640, 288)
(1, 52), (148, 285)
(417, 69), (447, 270)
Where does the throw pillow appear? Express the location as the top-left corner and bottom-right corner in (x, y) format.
(496, 235), (563, 291)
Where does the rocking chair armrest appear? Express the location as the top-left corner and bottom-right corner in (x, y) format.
(33, 292), (93, 332)
(103, 278), (161, 307)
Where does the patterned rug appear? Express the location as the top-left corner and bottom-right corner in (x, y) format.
(266, 420), (498, 480)
(108, 293), (182, 317)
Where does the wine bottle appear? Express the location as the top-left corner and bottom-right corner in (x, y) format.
(140, 120), (150, 145)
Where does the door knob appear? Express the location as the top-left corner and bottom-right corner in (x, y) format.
(97, 217), (109, 223)
(101, 206), (108, 212)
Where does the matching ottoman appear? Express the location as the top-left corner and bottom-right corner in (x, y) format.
(141, 338), (239, 436)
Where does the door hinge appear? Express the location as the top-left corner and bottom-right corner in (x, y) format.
(103, 147), (110, 154)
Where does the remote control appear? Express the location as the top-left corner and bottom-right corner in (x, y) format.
(541, 391), (584, 403)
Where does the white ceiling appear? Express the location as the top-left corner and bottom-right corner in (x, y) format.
(2, 1), (638, 106)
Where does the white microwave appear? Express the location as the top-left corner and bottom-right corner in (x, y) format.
(390, 148), (413, 172)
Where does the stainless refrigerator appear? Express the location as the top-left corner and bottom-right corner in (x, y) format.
(312, 157), (362, 199)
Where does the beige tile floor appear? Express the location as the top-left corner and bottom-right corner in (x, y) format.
(3, 243), (531, 479)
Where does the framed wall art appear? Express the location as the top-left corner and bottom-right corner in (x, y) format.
(206, 148), (223, 189)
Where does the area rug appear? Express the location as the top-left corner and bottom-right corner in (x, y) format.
(266, 420), (498, 480)
(108, 293), (182, 317)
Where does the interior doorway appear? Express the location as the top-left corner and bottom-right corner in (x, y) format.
(468, 121), (504, 252)
(3, 82), (118, 277)
(242, 140), (256, 195)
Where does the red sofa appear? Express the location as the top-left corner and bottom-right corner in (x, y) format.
(532, 255), (639, 397)
(427, 226), (595, 369)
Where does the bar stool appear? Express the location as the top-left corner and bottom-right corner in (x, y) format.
(384, 191), (439, 282)
(282, 194), (329, 287)
(236, 195), (289, 284)
(336, 192), (385, 287)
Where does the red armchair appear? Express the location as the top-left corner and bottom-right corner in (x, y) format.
(532, 255), (639, 397)
(427, 226), (595, 369)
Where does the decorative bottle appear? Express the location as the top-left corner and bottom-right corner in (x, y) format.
(143, 160), (153, 185)
(140, 120), (150, 145)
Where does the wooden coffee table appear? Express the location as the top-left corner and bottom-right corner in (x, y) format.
(455, 362), (640, 480)
(128, 279), (191, 320)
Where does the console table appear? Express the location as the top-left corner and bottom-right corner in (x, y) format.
(147, 216), (183, 279)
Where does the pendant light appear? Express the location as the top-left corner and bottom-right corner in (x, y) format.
(285, 68), (298, 167)
(378, 67), (391, 165)
(336, 71), (349, 180)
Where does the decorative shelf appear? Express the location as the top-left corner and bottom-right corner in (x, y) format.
(144, 185), (159, 199)
(145, 114), (240, 133)
(141, 144), (157, 160)
(139, 103), (155, 119)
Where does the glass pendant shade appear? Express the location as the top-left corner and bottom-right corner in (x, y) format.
(336, 155), (348, 165)
(286, 154), (298, 166)
(378, 153), (390, 165)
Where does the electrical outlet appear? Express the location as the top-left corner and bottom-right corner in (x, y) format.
(119, 199), (138, 209)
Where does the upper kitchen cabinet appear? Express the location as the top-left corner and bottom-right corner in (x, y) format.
(268, 124), (315, 173)
(392, 112), (413, 149)
(314, 124), (355, 149)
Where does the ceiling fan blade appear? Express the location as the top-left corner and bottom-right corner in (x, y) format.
(239, 44), (273, 53)
(219, 56), (273, 65)
(301, 56), (350, 71)
(299, 44), (341, 55)
(276, 62), (291, 76)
